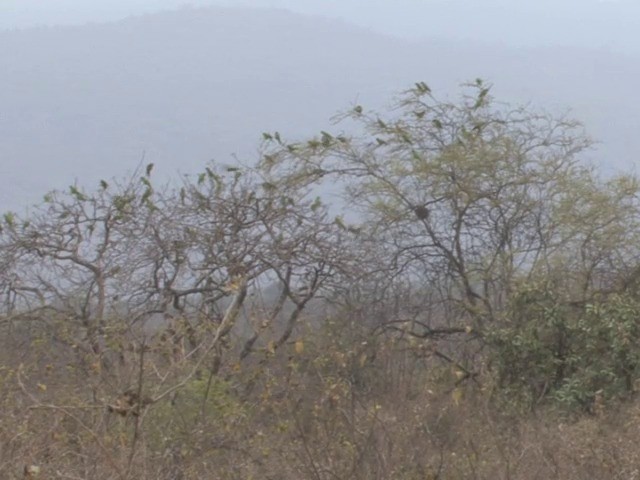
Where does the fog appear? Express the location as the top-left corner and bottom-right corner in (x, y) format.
(1, 1), (640, 210)
(3, 0), (639, 52)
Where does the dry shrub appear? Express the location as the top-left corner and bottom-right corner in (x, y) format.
(4, 315), (640, 480)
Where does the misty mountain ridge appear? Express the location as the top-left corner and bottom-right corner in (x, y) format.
(5, 0), (640, 54)
(2, 6), (639, 210)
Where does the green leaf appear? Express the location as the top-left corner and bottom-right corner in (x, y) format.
(141, 189), (153, 205)
(415, 81), (431, 94)
(310, 196), (322, 212)
(3, 212), (15, 228)
(473, 87), (491, 109)
(69, 185), (86, 201)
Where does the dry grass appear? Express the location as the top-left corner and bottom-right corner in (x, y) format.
(2, 323), (640, 480)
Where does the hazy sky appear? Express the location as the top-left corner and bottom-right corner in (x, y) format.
(2, 0), (638, 52)
(2, 0), (639, 210)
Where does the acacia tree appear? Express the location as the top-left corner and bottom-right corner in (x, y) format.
(258, 80), (640, 386)
(0, 173), (154, 359)
(0, 155), (365, 477)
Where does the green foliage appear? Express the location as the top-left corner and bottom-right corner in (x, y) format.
(146, 374), (246, 449)
(489, 283), (640, 411)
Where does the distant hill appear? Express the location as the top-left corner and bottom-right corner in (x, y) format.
(1, 6), (640, 210)
(5, 0), (640, 53)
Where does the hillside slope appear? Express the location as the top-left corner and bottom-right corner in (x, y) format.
(1, 6), (639, 208)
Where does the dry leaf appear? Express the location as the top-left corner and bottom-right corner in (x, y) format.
(454, 370), (466, 380)
(451, 388), (463, 406)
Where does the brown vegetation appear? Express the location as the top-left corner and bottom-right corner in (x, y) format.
(2, 82), (640, 479)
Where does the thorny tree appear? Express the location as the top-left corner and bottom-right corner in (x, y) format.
(0, 161), (362, 477)
(259, 80), (640, 374)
